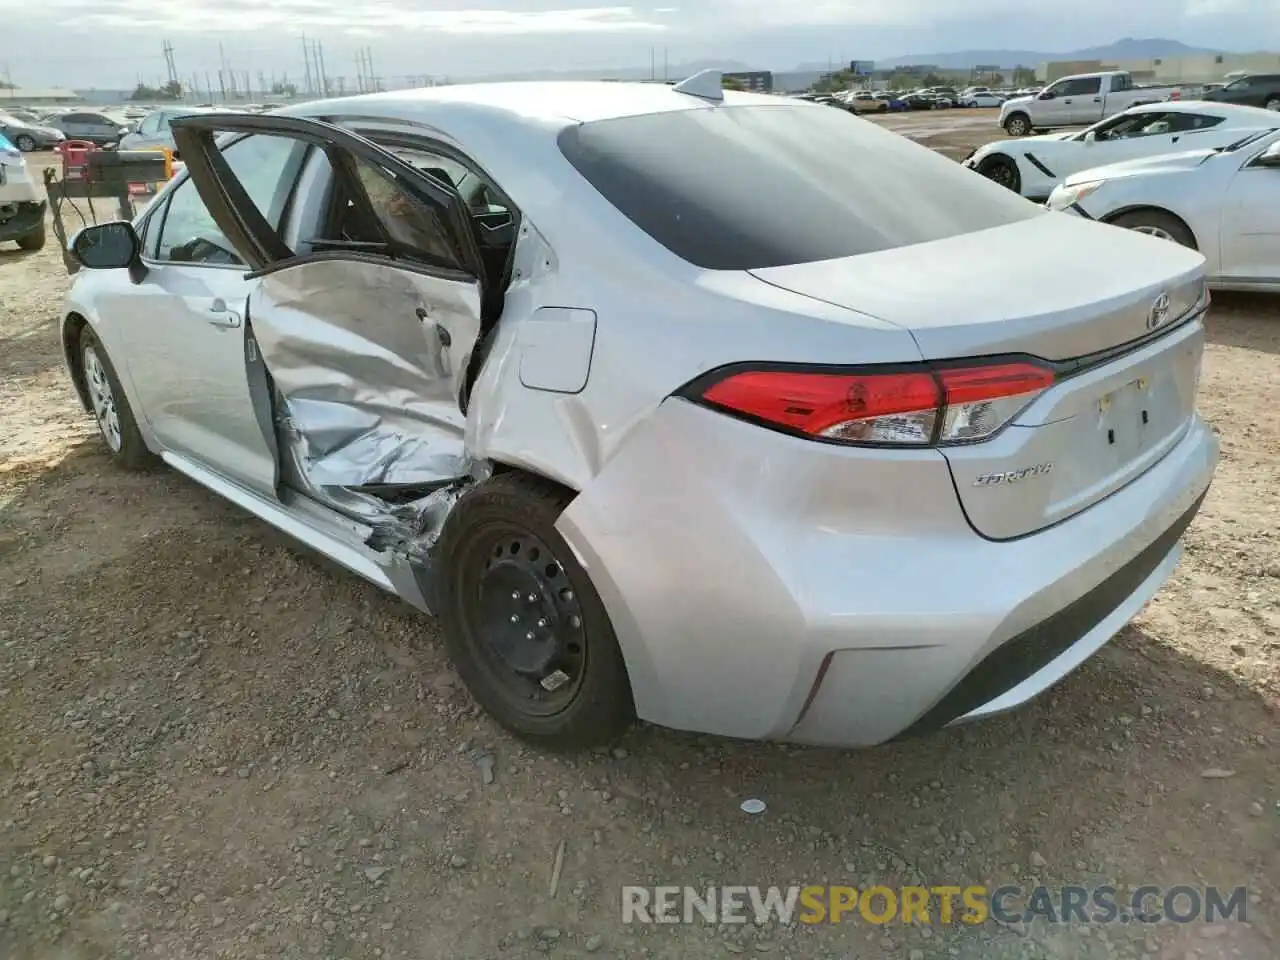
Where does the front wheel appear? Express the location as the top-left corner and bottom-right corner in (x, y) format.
(14, 134), (36, 152)
(16, 221), (46, 251)
(1003, 113), (1031, 136)
(1108, 210), (1197, 249)
(1266, 98), (1280, 111)
(435, 472), (635, 750)
(78, 327), (153, 469)
(977, 155), (1022, 194)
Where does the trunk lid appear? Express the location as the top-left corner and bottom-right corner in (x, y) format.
(749, 213), (1208, 539)
(748, 212), (1205, 363)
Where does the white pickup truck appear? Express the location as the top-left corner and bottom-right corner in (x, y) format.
(999, 71), (1199, 136)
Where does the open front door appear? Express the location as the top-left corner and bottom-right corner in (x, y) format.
(169, 113), (489, 489)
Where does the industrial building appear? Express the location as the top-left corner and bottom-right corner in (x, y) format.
(1041, 51), (1280, 83)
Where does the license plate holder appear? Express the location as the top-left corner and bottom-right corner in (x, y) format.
(1097, 376), (1154, 457)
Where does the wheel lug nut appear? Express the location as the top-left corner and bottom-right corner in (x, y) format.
(510, 615), (519, 624)
(526, 593), (537, 603)
(536, 618), (547, 628)
(510, 591), (520, 600)
(525, 631), (535, 641)
(569, 615), (581, 628)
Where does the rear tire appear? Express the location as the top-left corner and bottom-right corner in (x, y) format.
(1266, 98), (1280, 111)
(435, 471), (635, 750)
(1108, 210), (1197, 250)
(977, 154), (1022, 194)
(15, 134), (36, 152)
(16, 221), (45, 251)
(1003, 112), (1031, 136)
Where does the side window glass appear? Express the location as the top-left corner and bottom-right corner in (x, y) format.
(153, 134), (306, 266)
(221, 133), (309, 230)
(1170, 113), (1220, 132)
(350, 157), (465, 271)
(154, 177), (243, 265)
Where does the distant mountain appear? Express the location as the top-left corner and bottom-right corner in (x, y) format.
(870, 37), (1222, 71)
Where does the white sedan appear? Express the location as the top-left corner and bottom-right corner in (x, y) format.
(1047, 127), (1280, 291)
(960, 93), (1005, 108)
(963, 101), (1280, 201)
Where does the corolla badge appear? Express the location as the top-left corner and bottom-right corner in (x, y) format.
(1146, 292), (1171, 331)
(972, 463), (1054, 487)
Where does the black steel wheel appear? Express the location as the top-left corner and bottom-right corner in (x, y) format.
(978, 154), (1022, 194)
(436, 472), (634, 749)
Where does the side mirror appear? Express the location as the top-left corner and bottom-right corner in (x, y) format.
(1039, 90), (1056, 100)
(70, 221), (140, 270)
(1256, 142), (1280, 167)
(1083, 131), (1097, 145)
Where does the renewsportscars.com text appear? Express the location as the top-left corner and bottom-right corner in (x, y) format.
(622, 884), (1248, 926)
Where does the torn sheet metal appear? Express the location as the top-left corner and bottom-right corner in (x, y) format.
(249, 258), (484, 487)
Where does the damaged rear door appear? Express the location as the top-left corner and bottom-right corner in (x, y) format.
(171, 114), (489, 491)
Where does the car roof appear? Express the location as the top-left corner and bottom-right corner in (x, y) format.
(279, 81), (783, 130)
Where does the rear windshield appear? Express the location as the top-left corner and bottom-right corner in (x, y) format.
(557, 103), (1044, 270)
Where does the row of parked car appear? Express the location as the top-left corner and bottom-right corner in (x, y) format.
(806, 84), (1042, 115)
(0, 102), (270, 153)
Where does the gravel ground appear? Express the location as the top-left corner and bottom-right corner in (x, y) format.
(1, 115), (1278, 960)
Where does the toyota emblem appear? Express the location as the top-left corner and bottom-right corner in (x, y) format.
(1147, 292), (1171, 331)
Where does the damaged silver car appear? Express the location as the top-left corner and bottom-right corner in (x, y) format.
(61, 75), (1217, 750)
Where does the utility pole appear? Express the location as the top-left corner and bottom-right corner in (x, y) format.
(316, 40), (329, 95)
(365, 47), (377, 91)
(217, 70), (227, 103)
(205, 71), (213, 102)
(162, 40), (179, 88)
(302, 34), (313, 95)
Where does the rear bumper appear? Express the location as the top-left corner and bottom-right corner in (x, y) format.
(557, 399), (1217, 747)
(0, 200), (45, 241)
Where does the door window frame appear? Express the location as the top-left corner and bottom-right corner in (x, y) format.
(170, 113), (485, 286)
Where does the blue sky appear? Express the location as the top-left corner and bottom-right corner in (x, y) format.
(1, 0), (1278, 89)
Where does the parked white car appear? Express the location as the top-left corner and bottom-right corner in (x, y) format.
(964, 101), (1280, 201)
(999, 71), (1195, 136)
(1047, 127), (1280, 292)
(0, 132), (46, 250)
(960, 93), (1005, 108)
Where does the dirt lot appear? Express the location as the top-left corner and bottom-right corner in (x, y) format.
(1, 113), (1278, 960)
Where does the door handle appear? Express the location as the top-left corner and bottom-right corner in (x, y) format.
(1092, 97), (1101, 102)
(1064, 99), (1073, 104)
(206, 297), (241, 329)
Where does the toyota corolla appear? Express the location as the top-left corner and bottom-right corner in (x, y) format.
(58, 74), (1217, 750)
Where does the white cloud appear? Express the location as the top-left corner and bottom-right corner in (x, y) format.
(20, 0), (668, 34)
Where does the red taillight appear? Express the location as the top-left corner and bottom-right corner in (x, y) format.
(689, 361), (1055, 446)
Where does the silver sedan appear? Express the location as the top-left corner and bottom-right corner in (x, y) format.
(58, 75), (1216, 749)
